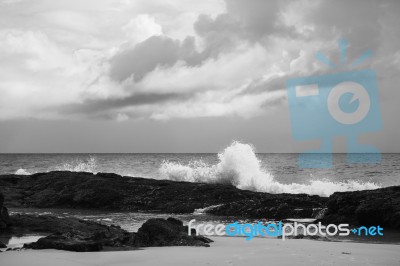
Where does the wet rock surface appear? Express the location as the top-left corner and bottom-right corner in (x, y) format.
(0, 171), (326, 219)
(321, 186), (400, 229)
(1, 191), (212, 252)
(131, 217), (212, 247)
(1, 172), (400, 229)
(11, 214), (211, 252)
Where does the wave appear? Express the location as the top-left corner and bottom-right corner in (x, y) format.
(13, 156), (98, 175)
(55, 156), (97, 173)
(159, 141), (380, 197)
(14, 168), (31, 175)
(193, 204), (224, 215)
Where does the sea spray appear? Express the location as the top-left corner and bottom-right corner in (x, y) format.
(159, 141), (380, 197)
(13, 156), (98, 175)
(14, 168), (31, 175)
(55, 156), (98, 173)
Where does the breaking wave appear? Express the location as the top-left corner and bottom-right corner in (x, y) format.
(13, 157), (98, 175)
(159, 141), (380, 197)
(55, 156), (97, 173)
(14, 168), (31, 175)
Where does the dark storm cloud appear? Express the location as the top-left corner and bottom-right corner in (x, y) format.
(109, 35), (202, 82)
(298, 0), (397, 57)
(193, 0), (281, 58)
(109, 0), (283, 85)
(224, 0), (280, 38)
(58, 92), (190, 115)
(195, 0), (280, 40)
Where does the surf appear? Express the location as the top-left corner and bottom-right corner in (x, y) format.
(159, 141), (380, 197)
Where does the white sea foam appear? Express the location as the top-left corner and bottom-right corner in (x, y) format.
(193, 204), (224, 215)
(55, 156), (97, 173)
(159, 141), (380, 197)
(14, 168), (31, 175)
(13, 157), (97, 175)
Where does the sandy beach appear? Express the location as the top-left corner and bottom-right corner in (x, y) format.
(1, 237), (399, 266)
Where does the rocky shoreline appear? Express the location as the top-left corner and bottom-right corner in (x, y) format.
(1, 171), (399, 228)
(0, 171), (326, 219)
(1, 194), (212, 252)
(1, 213), (211, 252)
(0, 170), (399, 252)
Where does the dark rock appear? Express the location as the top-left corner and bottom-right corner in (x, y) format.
(1, 207), (10, 225)
(0, 171), (327, 219)
(166, 217), (184, 226)
(0, 240), (6, 248)
(0, 221), (6, 230)
(25, 232), (103, 252)
(0, 192), (11, 231)
(9, 213), (133, 252)
(321, 186), (400, 229)
(131, 218), (212, 247)
(207, 194), (325, 219)
(9, 214), (211, 252)
(9, 214), (126, 235)
(2, 171), (399, 229)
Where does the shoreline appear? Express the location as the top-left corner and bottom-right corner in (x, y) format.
(2, 237), (400, 266)
(6, 207), (400, 245)
(1, 171), (400, 254)
(1, 171), (400, 230)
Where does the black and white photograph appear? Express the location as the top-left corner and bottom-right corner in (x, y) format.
(0, 0), (400, 265)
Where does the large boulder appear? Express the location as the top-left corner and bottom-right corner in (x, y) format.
(27, 232), (103, 252)
(321, 186), (400, 229)
(131, 217), (212, 247)
(11, 214), (132, 251)
(11, 214), (211, 252)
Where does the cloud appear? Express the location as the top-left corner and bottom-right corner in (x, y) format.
(122, 14), (163, 45)
(109, 35), (201, 82)
(59, 92), (190, 117)
(0, 0), (399, 122)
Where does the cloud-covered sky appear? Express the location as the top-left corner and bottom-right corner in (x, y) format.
(0, 0), (399, 152)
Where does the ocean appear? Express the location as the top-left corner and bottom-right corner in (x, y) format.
(2, 141), (400, 245)
(0, 142), (399, 197)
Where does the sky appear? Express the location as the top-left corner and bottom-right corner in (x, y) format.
(0, 0), (399, 153)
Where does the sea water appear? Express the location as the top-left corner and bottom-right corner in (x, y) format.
(1, 142), (399, 197)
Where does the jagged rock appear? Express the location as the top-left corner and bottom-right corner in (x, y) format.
(25, 232), (104, 252)
(321, 186), (400, 229)
(9, 214), (127, 236)
(10, 213), (133, 252)
(131, 218), (212, 247)
(2, 172), (400, 229)
(9, 214), (211, 252)
(206, 195), (324, 219)
(0, 171), (327, 219)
